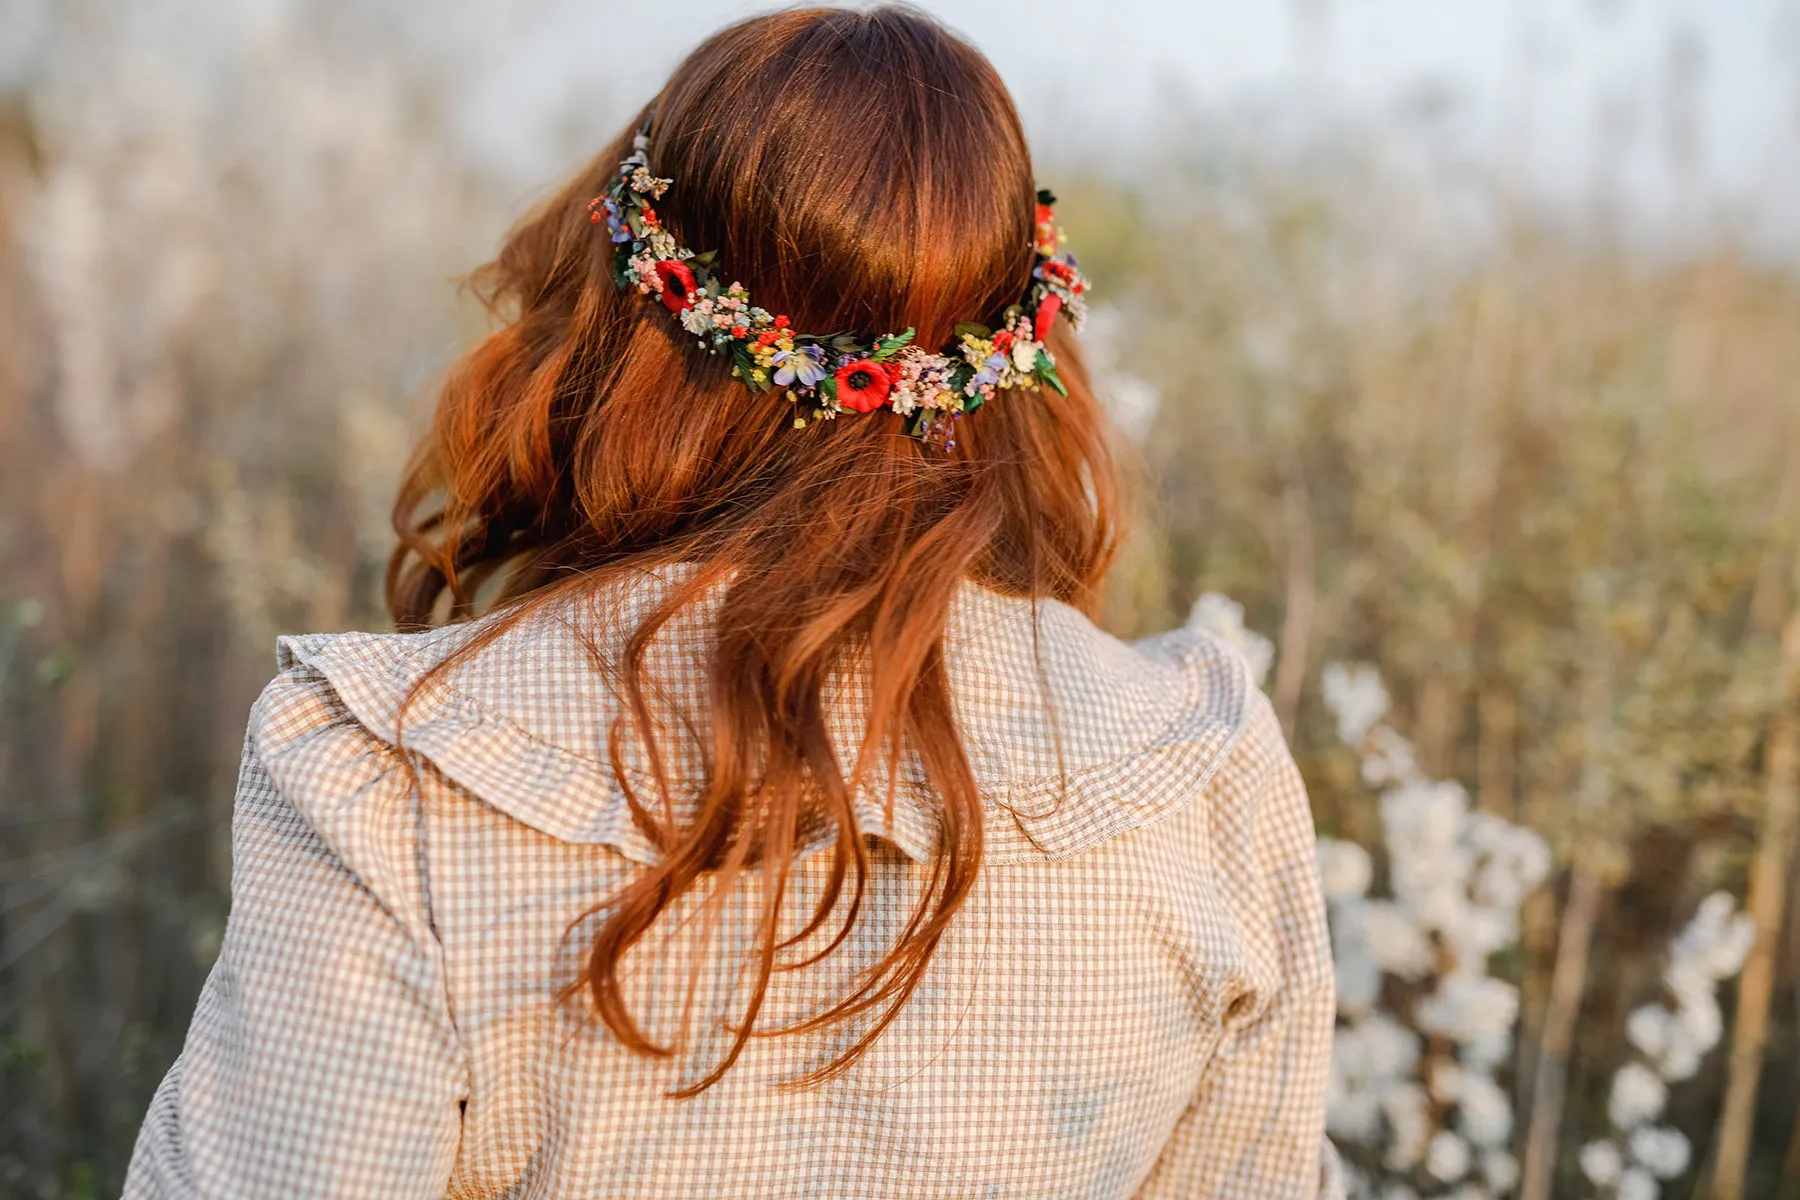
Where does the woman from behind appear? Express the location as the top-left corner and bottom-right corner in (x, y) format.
(125, 7), (1341, 1197)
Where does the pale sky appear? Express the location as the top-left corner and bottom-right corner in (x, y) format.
(451, 0), (1799, 254)
(6, 0), (1797, 254)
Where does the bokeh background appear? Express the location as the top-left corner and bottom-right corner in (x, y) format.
(2, 1), (1797, 1197)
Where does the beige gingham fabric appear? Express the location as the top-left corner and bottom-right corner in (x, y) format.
(124, 575), (1343, 1199)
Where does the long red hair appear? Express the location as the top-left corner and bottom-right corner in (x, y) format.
(388, 5), (1121, 1093)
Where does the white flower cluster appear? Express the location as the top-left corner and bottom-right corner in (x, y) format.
(1579, 891), (1755, 1199)
(1318, 662), (1549, 1199)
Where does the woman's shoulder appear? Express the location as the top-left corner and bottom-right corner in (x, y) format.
(945, 587), (1278, 862)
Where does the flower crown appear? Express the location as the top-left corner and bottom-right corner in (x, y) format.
(590, 131), (1090, 443)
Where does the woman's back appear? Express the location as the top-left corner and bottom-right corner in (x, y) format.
(125, 6), (1342, 1194)
(126, 578), (1336, 1197)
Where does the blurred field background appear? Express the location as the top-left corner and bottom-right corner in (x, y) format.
(2, 1), (1798, 1197)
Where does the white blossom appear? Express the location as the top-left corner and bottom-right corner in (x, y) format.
(1608, 1063), (1668, 1130)
(1382, 1081), (1431, 1171)
(1669, 990), (1723, 1067)
(1381, 780), (1468, 866)
(1416, 973), (1519, 1044)
(1668, 892), (1756, 981)
(1481, 1149), (1519, 1193)
(1579, 1139), (1624, 1186)
(1185, 593), (1274, 687)
(1466, 815), (1552, 910)
(1330, 1014), (1422, 1145)
(1429, 1061), (1467, 1103)
(1317, 838), (1374, 901)
(1426, 1130), (1472, 1182)
(1322, 661), (1389, 746)
(1624, 1005), (1672, 1062)
(1460, 1027), (1513, 1071)
(1326, 1087), (1384, 1146)
(1438, 901), (1517, 966)
(1455, 1071), (1514, 1147)
(1334, 1012), (1422, 1084)
(1616, 1166), (1660, 1200)
(1627, 1125), (1691, 1180)
(1651, 1038), (1703, 1084)
(1361, 899), (1436, 979)
(1361, 725), (1419, 787)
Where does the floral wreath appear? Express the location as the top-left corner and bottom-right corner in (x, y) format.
(590, 130), (1089, 444)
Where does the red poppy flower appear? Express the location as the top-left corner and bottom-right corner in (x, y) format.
(834, 359), (893, 413)
(1035, 293), (1062, 339)
(654, 261), (697, 313)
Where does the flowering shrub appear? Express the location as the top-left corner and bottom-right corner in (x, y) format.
(1315, 660), (1549, 1200)
(1577, 893), (1756, 1200)
(1185, 595), (1767, 1200)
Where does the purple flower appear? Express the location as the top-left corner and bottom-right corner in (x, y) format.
(772, 345), (826, 388)
(604, 198), (630, 244)
(964, 351), (1003, 391)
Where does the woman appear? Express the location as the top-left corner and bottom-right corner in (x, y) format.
(126, 8), (1340, 1197)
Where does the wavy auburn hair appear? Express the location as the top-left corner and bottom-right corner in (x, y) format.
(388, 6), (1120, 1093)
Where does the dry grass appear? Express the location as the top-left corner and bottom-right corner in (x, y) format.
(1, 15), (1797, 1199)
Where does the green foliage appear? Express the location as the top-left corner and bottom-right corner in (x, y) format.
(870, 327), (915, 362)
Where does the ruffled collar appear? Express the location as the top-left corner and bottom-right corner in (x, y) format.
(270, 574), (1254, 866)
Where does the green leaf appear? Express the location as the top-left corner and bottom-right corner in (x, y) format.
(1001, 304), (1023, 326)
(817, 375), (838, 406)
(871, 327), (916, 362)
(952, 322), (992, 342)
(1036, 188), (1057, 207)
(1035, 350), (1068, 397)
(730, 344), (769, 392)
(963, 392), (985, 412)
(688, 249), (719, 269)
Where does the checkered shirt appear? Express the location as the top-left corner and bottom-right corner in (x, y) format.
(124, 577), (1343, 1199)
